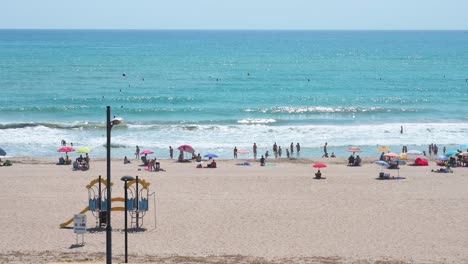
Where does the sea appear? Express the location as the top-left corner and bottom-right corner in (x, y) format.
(0, 30), (467, 159)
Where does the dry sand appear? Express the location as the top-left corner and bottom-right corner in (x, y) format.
(0, 156), (467, 263)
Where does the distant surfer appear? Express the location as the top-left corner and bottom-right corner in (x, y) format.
(400, 126), (403, 134)
(122, 73), (126, 77)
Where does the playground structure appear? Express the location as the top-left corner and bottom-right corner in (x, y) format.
(60, 176), (155, 229)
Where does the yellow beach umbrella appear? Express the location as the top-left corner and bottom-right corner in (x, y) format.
(377, 147), (390, 152)
(76, 147), (93, 153)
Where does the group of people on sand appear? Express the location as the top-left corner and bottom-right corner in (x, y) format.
(72, 154), (90, 171)
(348, 154), (362, 166)
(250, 142), (302, 160)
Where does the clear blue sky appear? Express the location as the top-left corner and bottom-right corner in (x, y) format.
(1, 0), (467, 30)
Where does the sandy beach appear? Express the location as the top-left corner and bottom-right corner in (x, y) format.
(0, 156), (467, 263)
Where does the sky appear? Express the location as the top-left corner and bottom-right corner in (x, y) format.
(1, 0), (468, 30)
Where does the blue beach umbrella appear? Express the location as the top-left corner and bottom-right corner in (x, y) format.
(374, 160), (389, 172)
(0, 147), (6, 156)
(445, 150), (459, 157)
(204, 153), (218, 158)
(436, 155), (448, 161)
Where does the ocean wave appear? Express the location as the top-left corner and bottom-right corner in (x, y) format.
(243, 106), (422, 114)
(237, 118), (277, 124)
(0, 121), (128, 130)
(1, 122), (467, 158)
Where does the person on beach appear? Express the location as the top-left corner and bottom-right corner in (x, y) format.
(273, 143), (278, 158)
(443, 146), (446, 155)
(124, 156), (131, 164)
(296, 143), (301, 156)
(323, 142), (328, 157)
(314, 169), (322, 179)
(135, 145), (140, 159)
(286, 148), (290, 158)
(253, 143), (258, 160)
(61, 139), (66, 146)
(401, 126), (403, 134)
(348, 155), (355, 165)
(278, 146), (282, 158)
(330, 152), (336, 158)
(260, 155), (265, 166)
(234, 146), (238, 159)
(265, 150), (269, 159)
(169, 146), (174, 159)
(380, 152), (385, 161)
(290, 142), (294, 155)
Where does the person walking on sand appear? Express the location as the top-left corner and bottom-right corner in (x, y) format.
(135, 145), (140, 159)
(253, 143), (258, 160)
(234, 146), (238, 159)
(169, 146), (174, 159)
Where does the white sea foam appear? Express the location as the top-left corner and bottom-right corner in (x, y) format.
(237, 118), (277, 124)
(1, 122), (467, 158)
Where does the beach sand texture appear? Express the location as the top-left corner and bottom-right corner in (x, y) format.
(0, 157), (467, 263)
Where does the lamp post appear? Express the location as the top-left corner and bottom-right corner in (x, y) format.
(106, 106), (122, 264)
(121, 175), (135, 263)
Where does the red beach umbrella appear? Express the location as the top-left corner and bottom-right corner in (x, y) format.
(313, 163), (327, 168)
(57, 146), (75, 154)
(178, 145), (194, 153)
(140, 150), (154, 155)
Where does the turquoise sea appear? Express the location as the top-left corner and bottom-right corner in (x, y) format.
(0, 30), (467, 158)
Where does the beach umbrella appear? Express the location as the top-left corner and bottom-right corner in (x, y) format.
(204, 153), (218, 158)
(435, 155), (448, 161)
(445, 150), (459, 157)
(237, 150), (249, 155)
(377, 147), (390, 152)
(57, 146), (75, 154)
(313, 163), (327, 168)
(178, 144), (194, 153)
(347, 147), (362, 152)
(406, 150), (423, 156)
(76, 147), (93, 153)
(0, 147), (6, 156)
(393, 159), (407, 166)
(140, 150), (154, 155)
(383, 152), (399, 158)
(374, 160), (389, 172)
(460, 152), (468, 156)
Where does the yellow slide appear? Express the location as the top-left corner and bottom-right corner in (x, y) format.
(59, 206), (90, 228)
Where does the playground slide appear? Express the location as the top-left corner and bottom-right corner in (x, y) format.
(59, 206), (89, 228)
(60, 206), (126, 228)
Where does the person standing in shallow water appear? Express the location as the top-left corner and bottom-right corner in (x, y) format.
(233, 146), (238, 159)
(169, 146), (174, 159)
(290, 142), (294, 155)
(135, 145), (140, 159)
(296, 143), (301, 156)
(253, 143), (257, 160)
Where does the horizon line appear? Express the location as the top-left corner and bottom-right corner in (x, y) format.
(0, 28), (467, 31)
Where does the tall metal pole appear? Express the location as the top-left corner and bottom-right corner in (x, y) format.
(124, 181), (128, 263)
(106, 106), (112, 264)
